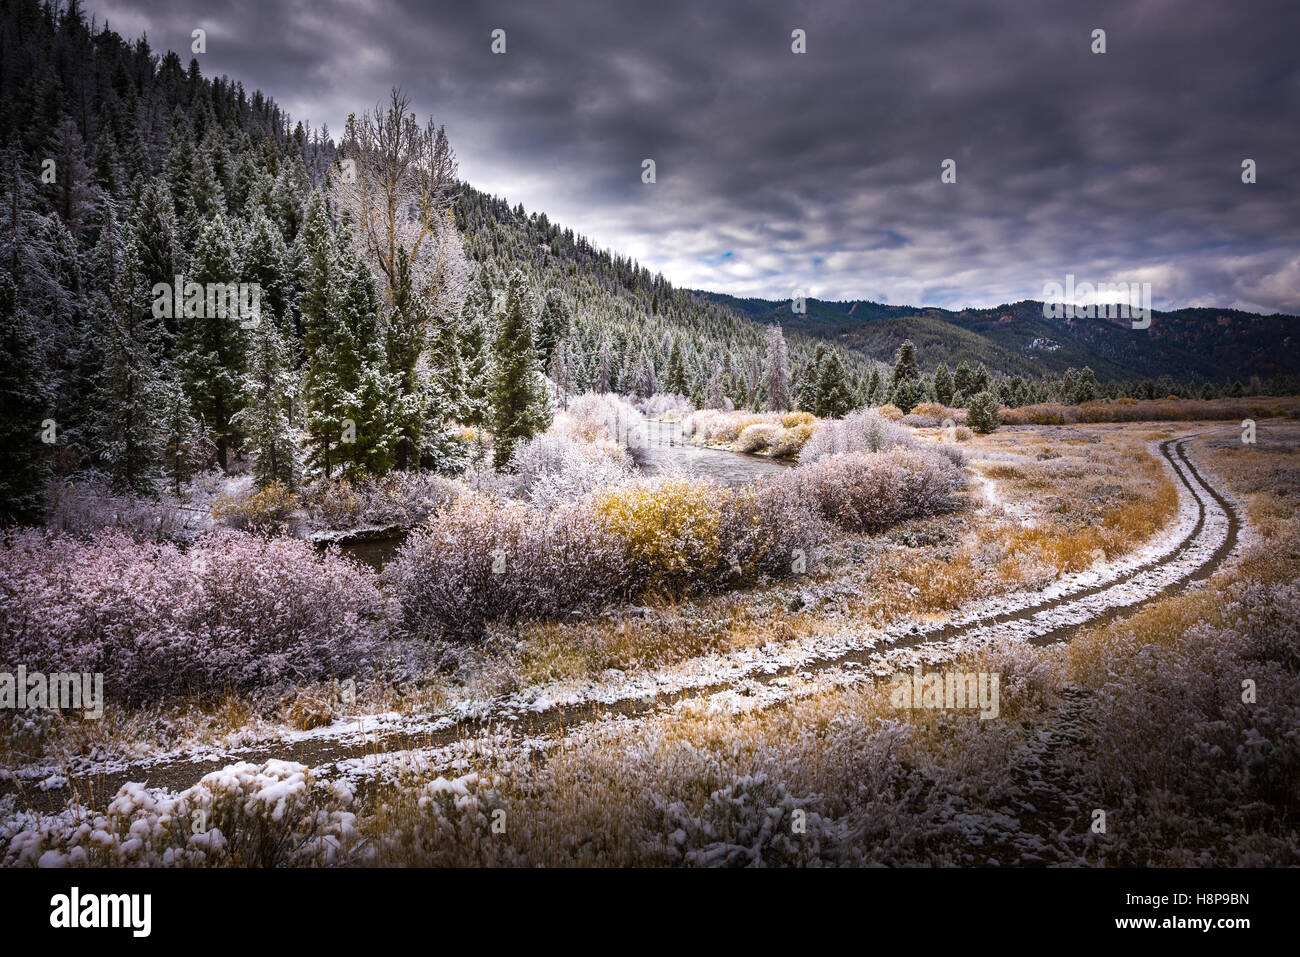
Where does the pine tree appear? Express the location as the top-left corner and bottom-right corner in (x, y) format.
(953, 361), (974, 399)
(490, 269), (551, 468)
(457, 266), (494, 427)
(303, 239), (400, 479)
(890, 339), (919, 393)
(1073, 366), (1100, 404)
(91, 219), (166, 494)
(706, 360), (728, 409)
(666, 337), (688, 395)
(596, 337), (614, 393)
(157, 369), (200, 495)
(536, 287), (569, 374)
(933, 362), (954, 406)
(763, 324), (791, 411)
(0, 274), (54, 521)
(813, 349), (854, 418)
(178, 213), (247, 470)
(132, 179), (186, 352)
(966, 391), (1002, 434)
(233, 314), (301, 488)
(891, 377), (922, 414)
(46, 118), (99, 236)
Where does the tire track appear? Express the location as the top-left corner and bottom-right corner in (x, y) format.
(5, 432), (1241, 812)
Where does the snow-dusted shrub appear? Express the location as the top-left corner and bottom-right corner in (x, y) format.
(1073, 577), (1300, 864)
(875, 403), (904, 422)
(715, 478), (830, 584)
(564, 392), (646, 448)
(45, 478), (198, 543)
(637, 392), (696, 420)
(212, 480), (299, 533)
(1, 760), (359, 867)
(769, 424), (816, 458)
(930, 441), (969, 468)
(788, 448), (967, 532)
(0, 529), (389, 703)
(383, 494), (631, 642)
(298, 472), (460, 530)
(592, 477), (725, 597)
(684, 410), (783, 445)
(781, 411), (816, 428)
(505, 433), (633, 509)
(736, 423), (782, 453)
(385, 475), (830, 640)
(800, 408), (916, 463)
(654, 774), (846, 866)
(371, 772), (507, 866)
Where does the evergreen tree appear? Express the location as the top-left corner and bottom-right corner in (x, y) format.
(966, 390), (1002, 434)
(705, 359), (728, 409)
(0, 274), (54, 521)
(178, 213), (247, 469)
(157, 369), (201, 495)
(666, 337), (688, 395)
(303, 239), (400, 479)
(953, 360), (974, 398)
(813, 350), (854, 418)
(763, 323), (791, 411)
(536, 287), (569, 374)
(1073, 366), (1100, 403)
(91, 220), (166, 494)
(933, 362), (954, 406)
(490, 269), (551, 468)
(132, 179), (185, 345)
(233, 314), (301, 488)
(457, 265), (494, 427)
(890, 339), (920, 391)
(596, 337), (614, 393)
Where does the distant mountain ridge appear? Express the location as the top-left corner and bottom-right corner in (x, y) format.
(693, 292), (1299, 384)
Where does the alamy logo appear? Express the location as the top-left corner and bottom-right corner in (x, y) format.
(50, 887), (151, 937)
(0, 666), (103, 719)
(1041, 274), (1152, 329)
(889, 666), (1000, 719)
(151, 274), (262, 328)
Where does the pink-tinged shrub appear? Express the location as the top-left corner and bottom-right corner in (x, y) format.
(0, 530), (389, 703)
(297, 472), (461, 530)
(715, 479), (831, 585)
(788, 448), (967, 532)
(383, 495), (632, 642)
(45, 479), (199, 542)
(800, 409), (915, 463)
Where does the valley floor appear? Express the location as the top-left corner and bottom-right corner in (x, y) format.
(3, 420), (1297, 866)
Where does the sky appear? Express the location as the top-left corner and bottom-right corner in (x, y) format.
(92, 0), (1300, 314)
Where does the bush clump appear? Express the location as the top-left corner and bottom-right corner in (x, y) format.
(0, 530), (389, 704)
(788, 448), (967, 532)
(736, 423), (783, 454)
(800, 409), (915, 463)
(212, 481), (299, 533)
(383, 494), (631, 642)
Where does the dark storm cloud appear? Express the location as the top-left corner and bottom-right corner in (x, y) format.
(95, 0), (1300, 312)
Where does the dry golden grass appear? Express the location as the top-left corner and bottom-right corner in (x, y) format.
(1065, 426), (1300, 688)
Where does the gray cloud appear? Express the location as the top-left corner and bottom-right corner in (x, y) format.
(96, 0), (1300, 312)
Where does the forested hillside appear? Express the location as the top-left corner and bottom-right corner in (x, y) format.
(702, 293), (1300, 386)
(0, 0), (873, 521)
